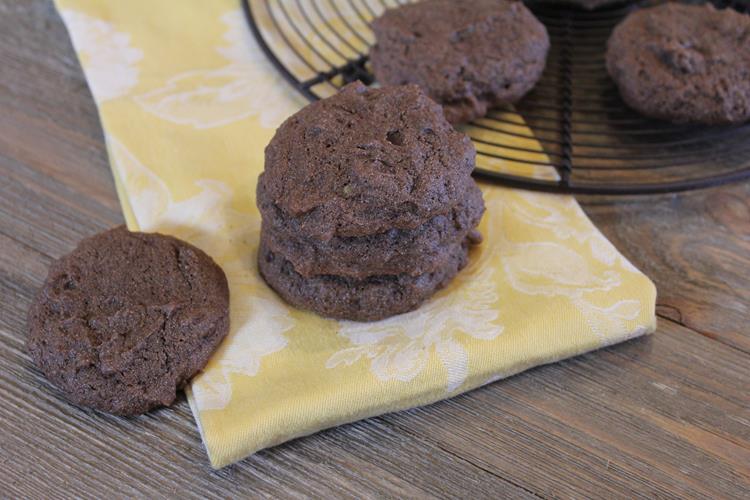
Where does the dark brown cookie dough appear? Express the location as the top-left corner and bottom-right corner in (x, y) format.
(261, 81), (476, 240)
(257, 237), (470, 322)
(257, 175), (484, 279)
(27, 226), (230, 416)
(606, 3), (750, 125)
(369, 0), (549, 124)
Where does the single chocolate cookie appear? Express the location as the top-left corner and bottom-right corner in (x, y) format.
(257, 237), (470, 322)
(370, 0), (549, 124)
(607, 3), (750, 125)
(27, 226), (230, 415)
(261, 81), (476, 239)
(257, 175), (484, 279)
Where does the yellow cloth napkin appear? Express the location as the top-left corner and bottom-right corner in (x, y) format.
(55, 0), (656, 468)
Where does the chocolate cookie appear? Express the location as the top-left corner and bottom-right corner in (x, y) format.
(257, 237), (470, 322)
(261, 81), (476, 239)
(27, 226), (230, 415)
(606, 3), (750, 125)
(257, 175), (484, 279)
(370, 0), (549, 124)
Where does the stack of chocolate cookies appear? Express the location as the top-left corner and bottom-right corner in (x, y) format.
(256, 82), (485, 321)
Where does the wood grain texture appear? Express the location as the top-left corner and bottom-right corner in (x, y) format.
(1, 1), (748, 498)
(580, 186), (750, 354)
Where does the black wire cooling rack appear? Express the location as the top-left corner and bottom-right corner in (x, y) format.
(243, 0), (750, 194)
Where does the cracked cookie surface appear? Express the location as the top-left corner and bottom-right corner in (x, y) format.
(257, 237), (470, 322)
(607, 3), (750, 125)
(257, 173), (484, 279)
(27, 226), (229, 415)
(260, 81), (477, 239)
(369, 0), (549, 124)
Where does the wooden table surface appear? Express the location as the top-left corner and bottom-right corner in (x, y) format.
(2, 2), (749, 498)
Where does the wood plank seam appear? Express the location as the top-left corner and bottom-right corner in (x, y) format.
(655, 307), (750, 356)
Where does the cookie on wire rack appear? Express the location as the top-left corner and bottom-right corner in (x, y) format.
(607, 2), (750, 125)
(369, 0), (549, 124)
